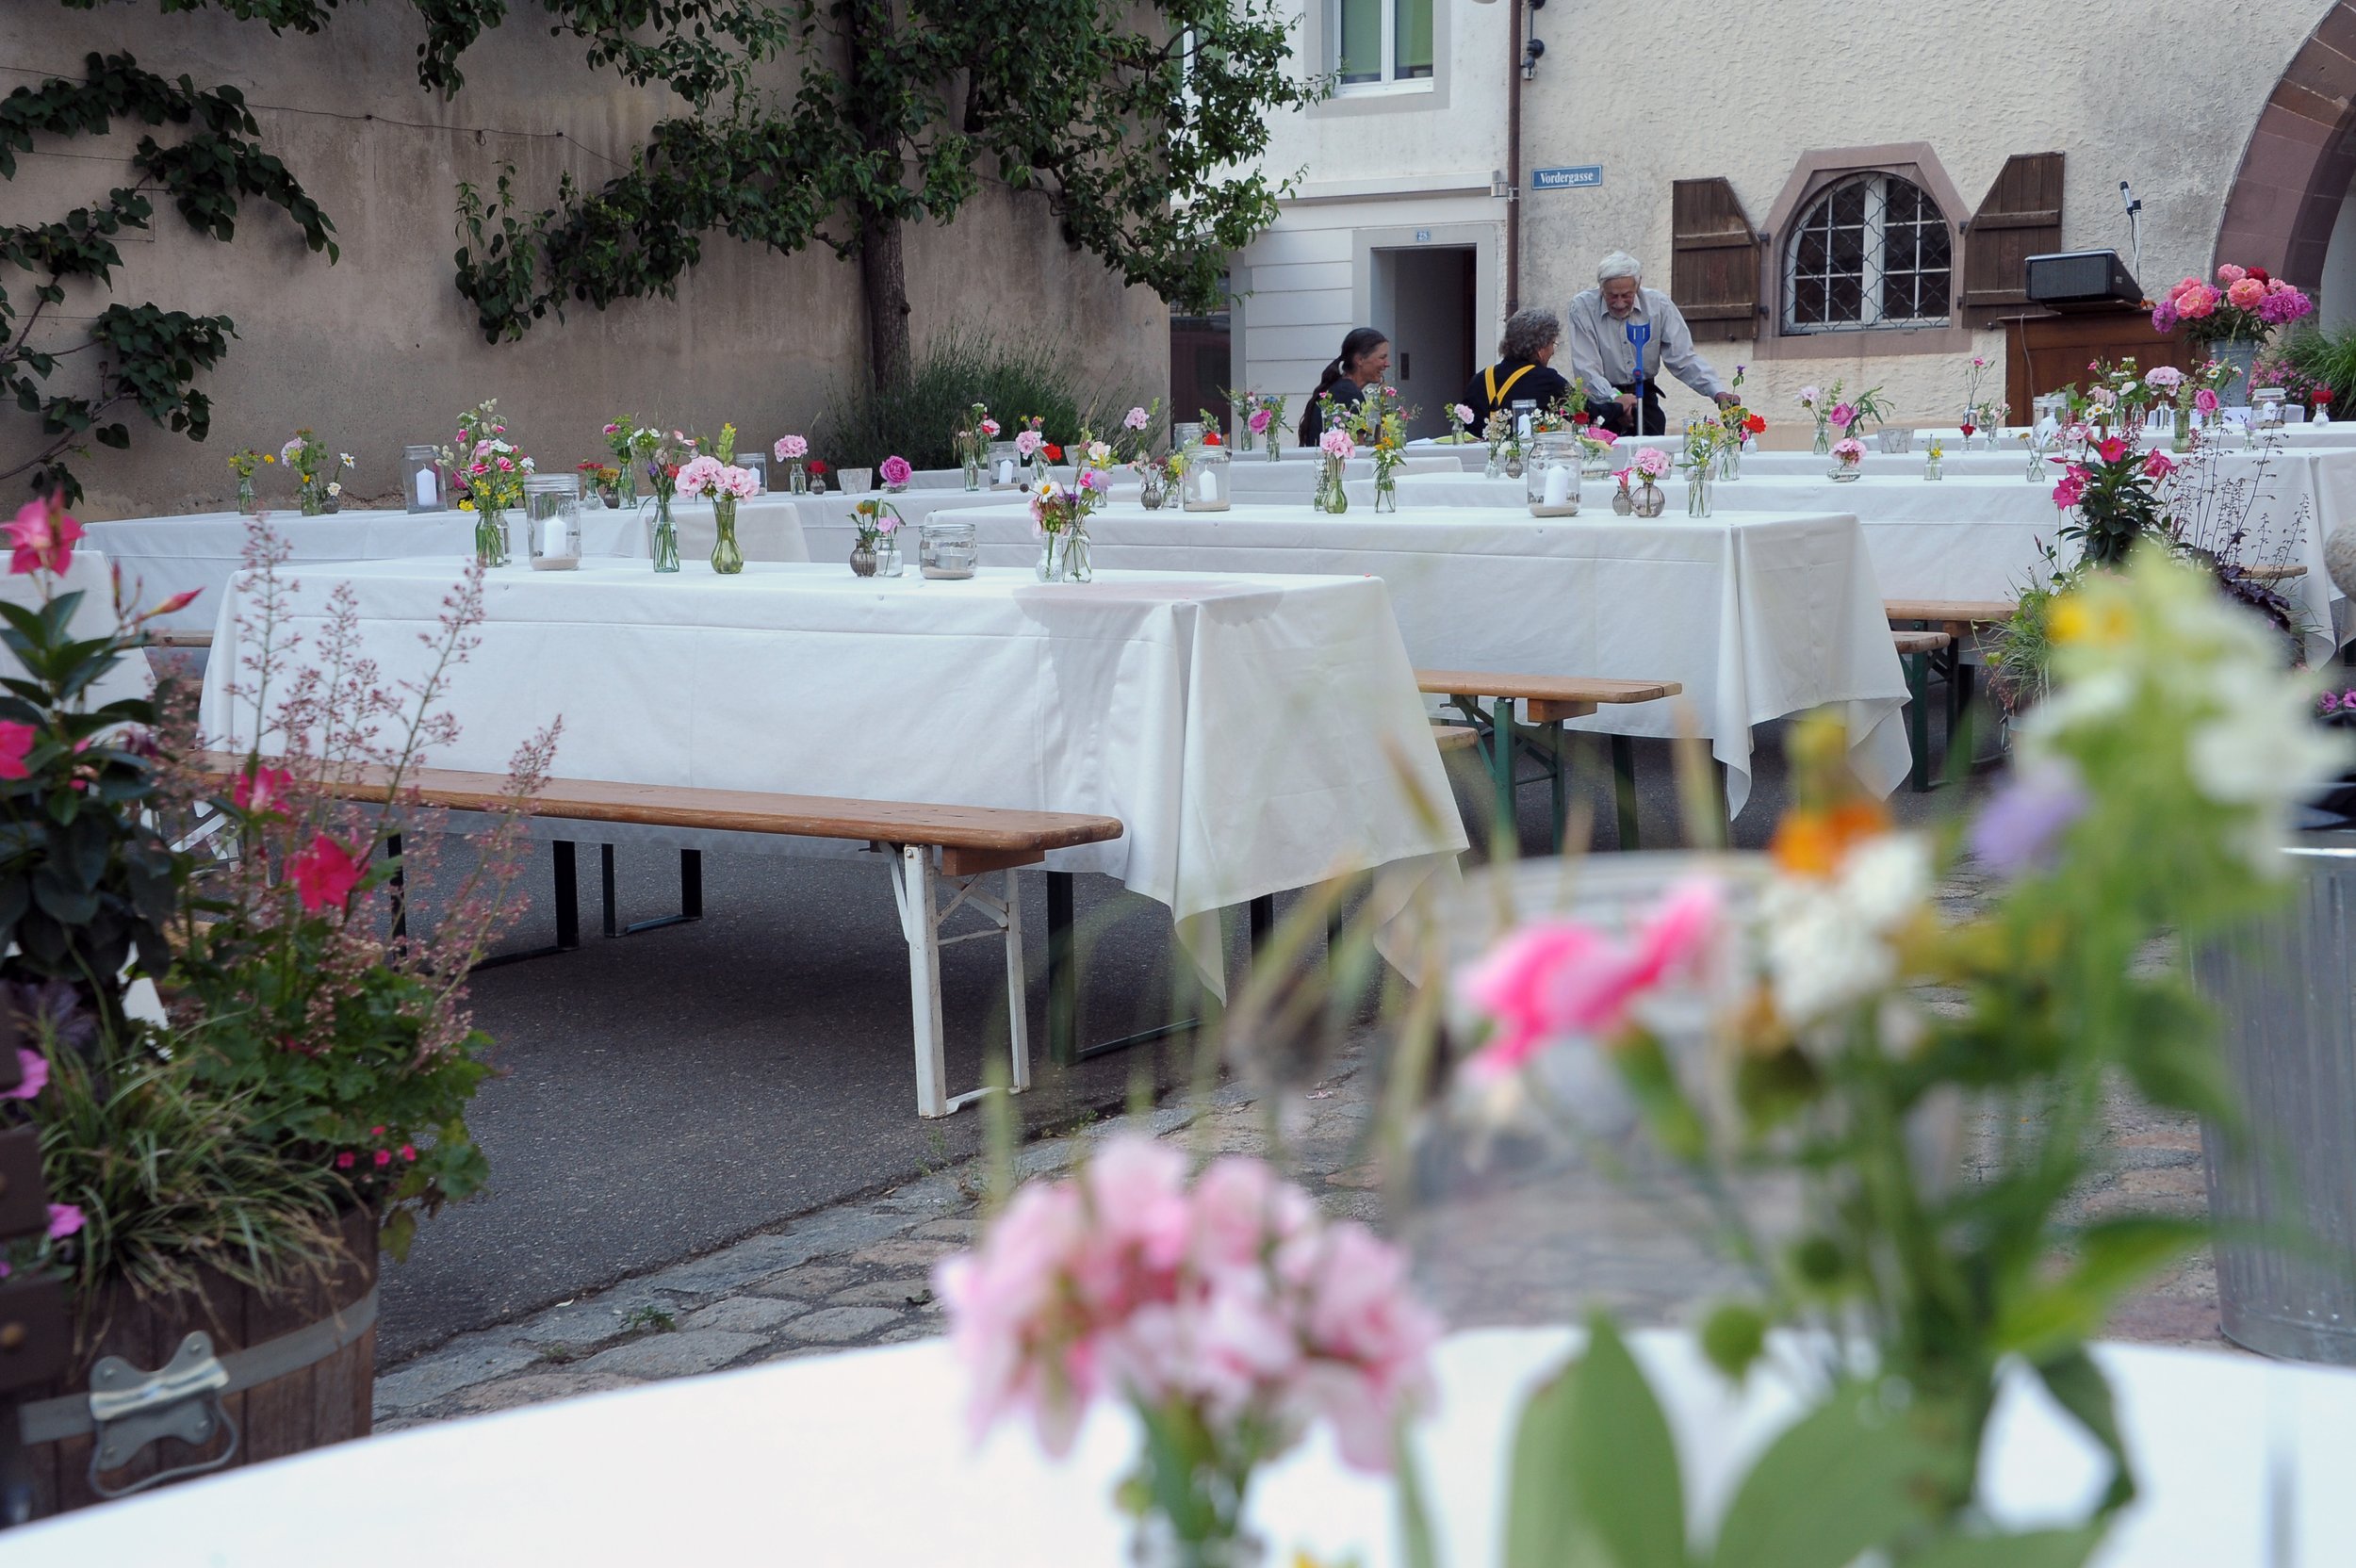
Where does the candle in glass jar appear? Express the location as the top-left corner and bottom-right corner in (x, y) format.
(995, 458), (1014, 485)
(416, 468), (437, 508)
(1542, 464), (1571, 508)
(1200, 467), (1220, 504)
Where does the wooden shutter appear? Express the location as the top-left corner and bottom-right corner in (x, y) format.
(1962, 153), (2064, 321)
(1670, 178), (1761, 342)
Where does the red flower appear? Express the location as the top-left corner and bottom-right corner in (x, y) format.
(1042, 443), (1064, 463)
(1742, 414), (1766, 434)
(289, 834), (366, 911)
(2316, 387), (2335, 404)
(373, 1149), (392, 1167)
(400, 1144), (417, 1162)
(335, 1152), (355, 1169)
(233, 764), (293, 816)
(2248, 266), (2271, 284)
(1959, 421), (1975, 437)
(148, 589), (201, 620)
(6, 498), (83, 577)
(0, 721), (33, 782)
(1202, 431), (1222, 447)
(810, 460), (829, 474)
(2097, 436), (2127, 464)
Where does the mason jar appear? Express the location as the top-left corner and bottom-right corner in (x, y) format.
(1524, 431), (1582, 517)
(1181, 447), (1231, 511)
(987, 440), (1023, 489)
(532, 495), (585, 571)
(920, 519), (979, 580)
(404, 444), (444, 514)
(522, 473), (579, 564)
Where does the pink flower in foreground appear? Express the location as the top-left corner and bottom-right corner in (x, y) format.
(2176, 285), (2218, 319)
(234, 764), (293, 816)
(1633, 447), (1670, 479)
(878, 454), (913, 486)
(289, 835), (366, 912)
(2194, 388), (2221, 414)
(1, 1049), (46, 1101)
(2142, 449), (2177, 481)
(2053, 467), (2087, 509)
(674, 453), (727, 498)
(0, 720), (33, 781)
(46, 1204), (82, 1241)
(1014, 430), (1044, 459)
(1831, 437), (1865, 463)
(1319, 429), (1354, 461)
(6, 498), (83, 577)
(2227, 277), (2266, 312)
(2096, 436), (2128, 464)
(1457, 878), (1722, 1079)
(1247, 407), (1272, 434)
(1123, 406), (1151, 432)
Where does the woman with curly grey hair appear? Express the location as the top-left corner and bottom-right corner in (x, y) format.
(1456, 307), (1573, 434)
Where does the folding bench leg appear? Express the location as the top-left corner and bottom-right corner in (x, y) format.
(891, 845), (951, 1118)
(600, 845), (703, 937)
(1905, 650), (1933, 793)
(1610, 735), (1643, 851)
(1489, 696), (1517, 853)
(998, 868), (1031, 1096)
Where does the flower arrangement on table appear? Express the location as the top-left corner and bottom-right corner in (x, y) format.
(773, 433), (813, 495)
(937, 1135), (1438, 1567)
(227, 448), (264, 513)
(1026, 466), (1109, 580)
(1481, 409), (1515, 478)
(630, 428), (695, 571)
(2152, 263), (2314, 345)
(1828, 433), (1865, 478)
(1434, 568), (2346, 1562)
(677, 428), (761, 574)
(1112, 400), (1161, 466)
(278, 430), (351, 516)
(1329, 385), (1414, 511)
(1243, 394), (1282, 459)
(576, 461), (622, 506)
(437, 400), (534, 565)
(1797, 380), (1886, 453)
(955, 403), (1000, 488)
(878, 453), (914, 492)
(601, 417), (645, 501)
(1610, 444), (1672, 516)
(1311, 427), (1356, 514)
(847, 492), (907, 578)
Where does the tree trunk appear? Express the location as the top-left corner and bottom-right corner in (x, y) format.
(858, 203), (912, 390)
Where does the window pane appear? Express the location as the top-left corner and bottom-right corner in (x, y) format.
(1395, 0), (1433, 78)
(1794, 277), (1826, 324)
(1337, 0), (1381, 82)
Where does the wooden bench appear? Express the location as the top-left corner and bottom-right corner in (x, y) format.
(191, 759), (1123, 1119)
(1415, 671), (1683, 853)
(1887, 602), (2017, 792)
(1890, 629), (1955, 792)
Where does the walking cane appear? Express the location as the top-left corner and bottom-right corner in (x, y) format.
(1624, 319), (1652, 436)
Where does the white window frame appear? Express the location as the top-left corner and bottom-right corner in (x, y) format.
(1779, 172), (1953, 335)
(1332, 0), (1435, 95)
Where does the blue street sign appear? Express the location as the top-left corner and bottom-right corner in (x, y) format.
(1531, 165), (1603, 191)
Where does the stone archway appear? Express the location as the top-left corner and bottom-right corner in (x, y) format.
(2216, 3), (2356, 287)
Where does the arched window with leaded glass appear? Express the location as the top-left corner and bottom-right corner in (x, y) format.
(1781, 172), (1953, 334)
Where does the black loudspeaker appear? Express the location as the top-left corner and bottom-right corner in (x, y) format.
(2024, 250), (2144, 310)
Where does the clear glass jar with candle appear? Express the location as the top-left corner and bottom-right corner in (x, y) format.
(1524, 431), (1581, 517)
(521, 473), (579, 567)
(404, 445), (443, 514)
(2252, 386), (2288, 439)
(986, 440), (1022, 490)
(1171, 421), (1205, 451)
(1181, 446), (1231, 511)
(920, 519), (978, 579)
(532, 495), (585, 570)
(741, 453), (768, 495)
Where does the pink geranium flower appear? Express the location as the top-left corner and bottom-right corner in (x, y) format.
(773, 434), (810, 462)
(1122, 406), (1151, 432)
(1014, 430), (1044, 459)
(1456, 878), (1722, 1079)
(290, 835), (366, 912)
(1319, 429), (1355, 461)
(1633, 447), (1671, 479)
(674, 454), (727, 498)
(6, 498), (83, 576)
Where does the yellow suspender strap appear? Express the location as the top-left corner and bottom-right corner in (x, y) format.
(1485, 362), (1537, 406)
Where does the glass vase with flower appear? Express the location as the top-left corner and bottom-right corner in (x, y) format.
(956, 404), (997, 492)
(850, 497), (905, 577)
(1313, 430), (1352, 514)
(773, 433), (810, 495)
(228, 449), (262, 514)
(1030, 469), (1109, 580)
(602, 418), (645, 503)
(633, 428), (695, 572)
(438, 400), (533, 566)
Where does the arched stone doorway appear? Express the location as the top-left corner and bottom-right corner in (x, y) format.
(2216, 4), (2356, 293)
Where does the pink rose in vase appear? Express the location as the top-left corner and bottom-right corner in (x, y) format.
(878, 454), (913, 489)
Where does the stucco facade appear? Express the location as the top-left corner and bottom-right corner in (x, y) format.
(1243, 0), (2340, 434)
(1, 9), (1170, 518)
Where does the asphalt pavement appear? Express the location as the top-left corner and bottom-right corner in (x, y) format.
(379, 711), (1989, 1364)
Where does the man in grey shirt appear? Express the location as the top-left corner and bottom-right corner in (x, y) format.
(1564, 250), (1740, 436)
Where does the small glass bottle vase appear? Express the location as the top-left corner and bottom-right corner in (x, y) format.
(1372, 469), (1397, 514)
(475, 504), (510, 567)
(1034, 528), (1089, 582)
(1812, 419), (1832, 457)
(1685, 468), (1712, 517)
(236, 475), (256, 515)
(650, 495), (681, 573)
(1312, 455), (1350, 514)
(711, 497), (744, 574)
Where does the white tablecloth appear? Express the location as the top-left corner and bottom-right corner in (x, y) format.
(1363, 460), (2351, 662)
(195, 560), (1465, 988)
(11, 1327), (2349, 1566)
(799, 502), (1911, 815)
(86, 498), (814, 634)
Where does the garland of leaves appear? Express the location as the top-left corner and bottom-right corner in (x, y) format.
(2, 50), (338, 503)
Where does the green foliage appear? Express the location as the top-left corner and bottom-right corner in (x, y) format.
(20, 1000), (346, 1317)
(2283, 320), (2356, 406)
(2, 51), (335, 502)
(818, 328), (1153, 469)
(0, 576), (189, 1037)
(1504, 1319), (1685, 1568)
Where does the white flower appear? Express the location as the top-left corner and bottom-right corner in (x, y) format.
(326, 481), (342, 497)
(338, 452), (355, 468)
(1759, 835), (1930, 1029)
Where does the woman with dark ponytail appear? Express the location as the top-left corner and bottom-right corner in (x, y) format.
(1297, 327), (1392, 448)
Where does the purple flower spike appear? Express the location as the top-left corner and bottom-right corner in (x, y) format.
(1968, 762), (2090, 877)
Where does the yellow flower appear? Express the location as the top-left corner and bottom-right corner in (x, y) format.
(263, 453), (276, 464)
(2049, 596), (2130, 648)
(457, 498), (475, 512)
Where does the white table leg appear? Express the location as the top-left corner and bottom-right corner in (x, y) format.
(999, 867), (1030, 1095)
(890, 843), (950, 1118)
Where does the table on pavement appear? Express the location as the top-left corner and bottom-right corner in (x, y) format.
(10, 1326), (2348, 1567)
(798, 501), (1913, 816)
(195, 559), (1467, 991)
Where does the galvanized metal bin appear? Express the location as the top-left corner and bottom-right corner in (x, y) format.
(2195, 832), (2356, 1363)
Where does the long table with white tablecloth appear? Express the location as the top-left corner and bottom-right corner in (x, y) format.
(798, 501), (1912, 815)
(196, 559), (1466, 988)
(1355, 455), (2353, 662)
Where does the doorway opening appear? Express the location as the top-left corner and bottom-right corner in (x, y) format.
(1369, 245), (1477, 439)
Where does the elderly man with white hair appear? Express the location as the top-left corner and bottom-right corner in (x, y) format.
(1564, 251), (1739, 436)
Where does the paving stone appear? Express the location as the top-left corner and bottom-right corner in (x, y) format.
(911, 1217), (980, 1242)
(448, 1371), (641, 1415)
(746, 1264), (859, 1298)
(372, 1342), (543, 1413)
(504, 1291), (678, 1350)
(779, 1306), (904, 1345)
(578, 1330), (766, 1379)
(826, 1278), (936, 1308)
(1322, 1164), (1383, 1190)
(680, 1297), (813, 1334)
(845, 1238), (957, 1269)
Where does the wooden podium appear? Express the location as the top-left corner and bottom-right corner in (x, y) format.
(2001, 302), (2191, 413)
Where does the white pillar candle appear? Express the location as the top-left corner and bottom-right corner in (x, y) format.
(1201, 467), (1220, 504)
(1542, 464), (1571, 508)
(415, 468), (437, 507)
(995, 458), (1014, 485)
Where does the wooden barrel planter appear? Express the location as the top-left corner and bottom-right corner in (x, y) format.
(15, 1204), (376, 1517)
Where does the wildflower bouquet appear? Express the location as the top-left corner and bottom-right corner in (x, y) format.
(955, 402), (999, 482)
(600, 417), (643, 500)
(2153, 263), (2314, 345)
(1481, 410), (1515, 476)
(440, 400), (535, 563)
(1451, 561), (2345, 1561)
(278, 430), (350, 516)
(938, 1135), (1438, 1568)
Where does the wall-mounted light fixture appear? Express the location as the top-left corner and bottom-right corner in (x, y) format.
(1522, 0), (1546, 78)
(1490, 169), (1517, 202)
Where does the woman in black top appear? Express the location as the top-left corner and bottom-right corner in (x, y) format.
(1297, 327), (1392, 447)
(1457, 308), (1573, 434)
